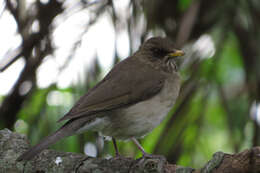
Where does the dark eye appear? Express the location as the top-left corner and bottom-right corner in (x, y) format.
(154, 48), (161, 53)
(152, 48), (167, 57)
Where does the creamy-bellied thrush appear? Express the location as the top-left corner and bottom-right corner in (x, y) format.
(17, 37), (184, 161)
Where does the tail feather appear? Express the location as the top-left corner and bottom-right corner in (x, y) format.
(17, 116), (92, 161)
(17, 127), (73, 161)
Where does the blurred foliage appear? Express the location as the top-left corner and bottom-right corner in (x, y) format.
(1, 0), (260, 168)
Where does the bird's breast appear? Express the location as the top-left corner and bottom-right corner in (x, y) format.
(97, 74), (181, 140)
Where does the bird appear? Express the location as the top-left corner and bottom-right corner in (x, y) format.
(17, 37), (184, 161)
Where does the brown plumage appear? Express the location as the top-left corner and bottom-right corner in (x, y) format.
(17, 37), (184, 161)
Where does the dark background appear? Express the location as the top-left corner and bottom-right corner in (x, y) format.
(1, 0), (260, 167)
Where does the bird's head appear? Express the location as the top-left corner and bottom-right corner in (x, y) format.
(139, 37), (185, 72)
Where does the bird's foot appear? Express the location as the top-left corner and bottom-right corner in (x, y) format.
(114, 153), (124, 159)
(112, 152), (131, 160)
(134, 153), (167, 172)
(111, 153), (133, 163)
(141, 153), (166, 161)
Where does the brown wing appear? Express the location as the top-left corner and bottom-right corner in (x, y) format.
(57, 57), (166, 122)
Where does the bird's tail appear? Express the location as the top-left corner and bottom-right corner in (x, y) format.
(17, 115), (92, 161)
(16, 126), (74, 161)
(17, 116), (88, 161)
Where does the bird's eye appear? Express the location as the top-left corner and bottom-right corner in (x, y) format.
(153, 48), (167, 56)
(154, 48), (161, 53)
(153, 48), (163, 55)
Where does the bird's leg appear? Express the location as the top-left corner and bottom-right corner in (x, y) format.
(131, 137), (148, 156)
(112, 137), (120, 157)
(131, 137), (166, 161)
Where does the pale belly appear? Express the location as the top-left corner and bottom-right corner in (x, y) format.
(77, 76), (180, 140)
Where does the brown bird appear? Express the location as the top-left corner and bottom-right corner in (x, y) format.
(17, 37), (184, 161)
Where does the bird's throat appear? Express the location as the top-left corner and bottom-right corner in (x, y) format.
(163, 58), (178, 73)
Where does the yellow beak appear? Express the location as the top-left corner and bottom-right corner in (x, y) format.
(168, 50), (185, 58)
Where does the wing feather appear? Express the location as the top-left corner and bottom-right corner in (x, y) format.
(58, 57), (165, 122)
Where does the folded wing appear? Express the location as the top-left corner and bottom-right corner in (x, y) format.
(58, 57), (166, 122)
